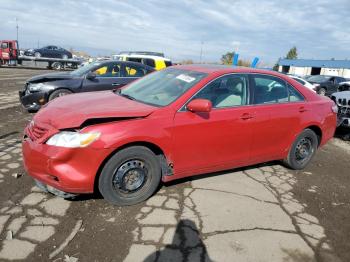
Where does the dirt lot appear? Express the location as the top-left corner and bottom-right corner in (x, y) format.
(0, 68), (349, 262)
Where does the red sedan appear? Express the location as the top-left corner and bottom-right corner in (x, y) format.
(22, 65), (337, 205)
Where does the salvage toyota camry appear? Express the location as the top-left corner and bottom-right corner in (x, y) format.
(22, 65), (337, 205)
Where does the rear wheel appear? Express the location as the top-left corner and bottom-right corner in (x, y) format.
(52, 62), (63, 70)
(48, 89), (72, 101)
(283, 129), (318, 170)
(98, 146), (161, 206)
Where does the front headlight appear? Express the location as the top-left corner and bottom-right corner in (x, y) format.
(46, 131), (100, 148)
(28, 83), (55, 92)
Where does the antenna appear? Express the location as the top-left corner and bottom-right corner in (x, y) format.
(199, 41), (203, 63)
(16, 18), (19, 42)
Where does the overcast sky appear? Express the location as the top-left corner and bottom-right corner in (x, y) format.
(1, 0), (350, 65)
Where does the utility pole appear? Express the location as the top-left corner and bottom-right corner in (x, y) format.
(199, 41), (203, 63)
(16, 18), (19, 42)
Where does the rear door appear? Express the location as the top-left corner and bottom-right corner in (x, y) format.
(172, 73), (255, 176)
(248, 74), (306, 163)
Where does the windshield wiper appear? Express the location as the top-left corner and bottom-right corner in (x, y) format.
(115, 89), (136, 100)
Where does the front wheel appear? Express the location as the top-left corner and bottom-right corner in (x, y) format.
(48, 89), (72, 101)
(283, 129), (318, 170)
(98, 146), (161, 206)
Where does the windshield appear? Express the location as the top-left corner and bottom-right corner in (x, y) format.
(120, 68), (208, 106)
(70, 62), (102, 76)
(307, 75), (330, 83)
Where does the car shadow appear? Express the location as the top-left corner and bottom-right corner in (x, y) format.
(143, 219), (213, 262)
(334, 127), (350, 141)
(164, 160), (280, 188)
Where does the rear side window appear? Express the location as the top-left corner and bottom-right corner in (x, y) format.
(143, 58), (155, 68)
(165, 61), (172, 67)
(122, 64), (146, 77)
(252, 74), (303, 104)
(288, 84), (304, 101)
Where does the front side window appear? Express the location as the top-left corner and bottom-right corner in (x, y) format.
(253, 74), (303, 104)
(191, 74), (248, 108)
(120, 68), (207, 106)
(94, 63), (121, 77)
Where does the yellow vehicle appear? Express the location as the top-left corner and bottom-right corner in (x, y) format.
(112, 52), (172, 71)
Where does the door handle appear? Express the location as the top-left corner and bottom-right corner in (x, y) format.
(112, 83), (122, 86)
(299, 106), (307, 113)
(240, 113), (254, 120)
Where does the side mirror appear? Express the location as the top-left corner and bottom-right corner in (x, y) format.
(187, 99), (212, 113)
(86, 72), (97, 80)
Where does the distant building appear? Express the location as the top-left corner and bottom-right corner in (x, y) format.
(278, 59), (350, 77)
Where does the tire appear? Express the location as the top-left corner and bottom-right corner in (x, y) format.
(283, 129), (319, 170)
(34, 52), (41, 58)
(318, 87), (326, 96)
(98, 146), (161, 206)
(62, 54), (68, 59)
(52, 62), (63, 70)
(48, 89), (72, 101)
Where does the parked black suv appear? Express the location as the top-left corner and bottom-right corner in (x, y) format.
(19, 60), (154, 112)
(307, 75), (346, 96)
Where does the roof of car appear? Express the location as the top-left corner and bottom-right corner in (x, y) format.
(113, 54), (171, 61)
(172, 64), (286, 76)
(97, 60), (155, 70)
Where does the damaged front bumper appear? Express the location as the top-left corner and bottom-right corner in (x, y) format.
(19, 89), (48, 112)
(22, 135), (111, 196)
(34, 179), (77, 199)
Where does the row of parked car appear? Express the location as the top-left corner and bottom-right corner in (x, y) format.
(19, 51), (172, 112)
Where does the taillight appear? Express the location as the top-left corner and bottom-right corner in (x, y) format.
(331, 103), (338, 114)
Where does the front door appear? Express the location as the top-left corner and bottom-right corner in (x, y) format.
(171, 74), (254, 177)
(82, 62), (124, 92)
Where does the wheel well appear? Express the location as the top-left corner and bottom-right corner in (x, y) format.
(48, 88), (73, 98)
(306, 125), (322, 146)
(93, 141), (168, 193)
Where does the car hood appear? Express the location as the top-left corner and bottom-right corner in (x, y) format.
(33, 91), (157, 129)
(332, 91), (350, 99)
(28, 72), (77, 83)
